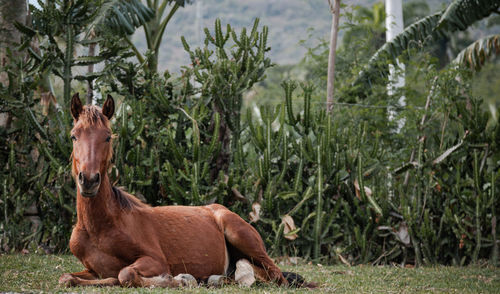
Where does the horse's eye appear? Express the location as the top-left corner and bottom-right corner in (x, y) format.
(70, 135), (77, 141)
(105, 136), (111, 142)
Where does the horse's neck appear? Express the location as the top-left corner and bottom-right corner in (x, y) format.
(76, 175), (119, 233)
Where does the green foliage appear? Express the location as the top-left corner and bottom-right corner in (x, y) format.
(437, 0), (500, 32)
(19, 0), (136, 105)
(180, 18), (273, 178)
(182, 18), (272, 132)
(1, 2), (499, 268)
(0, 51), (75, 252)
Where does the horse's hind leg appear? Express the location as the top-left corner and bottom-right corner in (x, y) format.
(210, 204), (287, 285)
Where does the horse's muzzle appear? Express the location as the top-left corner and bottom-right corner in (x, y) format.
(78, 172), (101, 197)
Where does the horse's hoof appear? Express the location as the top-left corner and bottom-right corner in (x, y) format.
(235, 259), (255, 287)
(207, 275), (229, 287)
(173, 273), (197, 287)
(59, 273), (76, 287)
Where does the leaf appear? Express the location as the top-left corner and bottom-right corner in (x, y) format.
(276, 191), (298, 200)
(393, 161), (420, 175)
(14, 21), (37, 37)
(397, 222), (411, 246)
(437, 0), (500, 32)
(73, 55), (106, 66)
(432, 140), (464, 165)
(453, 34), (500, 70)
(353, 178), (373, 200)
(73, 72), (104, 81)
(87, 0), (155, 36)
(282, 215), (298, 240)
(249, 202), (261, 223)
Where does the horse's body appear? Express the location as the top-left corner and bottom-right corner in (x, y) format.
(59, 94), (288, 288)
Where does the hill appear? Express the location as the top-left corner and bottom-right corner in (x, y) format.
(130, 0), (451, 72)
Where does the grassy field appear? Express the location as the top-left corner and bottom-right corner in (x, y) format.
(1, 254), (499, 293)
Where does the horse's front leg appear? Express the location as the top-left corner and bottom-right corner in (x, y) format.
(117, 256), (184, 288)
(59, 269), (119, 287)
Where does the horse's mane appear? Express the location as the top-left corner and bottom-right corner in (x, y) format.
(77, 106), (110, 129)
(112, 186), (149, 210)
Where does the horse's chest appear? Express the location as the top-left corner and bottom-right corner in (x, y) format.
(70, 227), (138, 264)
(95, 230), (140, 259)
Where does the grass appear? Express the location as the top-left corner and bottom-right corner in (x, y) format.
(1, 254), (499, 293)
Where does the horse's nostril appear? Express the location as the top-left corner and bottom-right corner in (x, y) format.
(78, 172), (84, 185)
(93, 173), (100, 184)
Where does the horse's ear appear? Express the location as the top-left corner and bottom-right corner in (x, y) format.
(102, 94), (115, 120)
(71, 93), (83, 121)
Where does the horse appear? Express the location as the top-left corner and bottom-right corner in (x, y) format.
(59, 93), (309, 288)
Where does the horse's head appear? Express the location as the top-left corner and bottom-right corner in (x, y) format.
(70, 93), (115, 198)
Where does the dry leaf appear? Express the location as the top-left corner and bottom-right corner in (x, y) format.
(397, 222), (410, 246)
(282, 215), (298, 240)
(249, 202), (261, 223)
(337, 253), (351, 267)
(231, 187), (248, 203)
(354, 179), (372, 200)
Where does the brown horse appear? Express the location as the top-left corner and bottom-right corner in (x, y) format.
(58, 93), (298, 288)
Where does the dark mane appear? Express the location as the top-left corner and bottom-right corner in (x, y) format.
(112, 186), (149, 210)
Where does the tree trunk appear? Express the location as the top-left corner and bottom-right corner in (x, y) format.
(326, 0), (340, 113)
(385, 0), (405, 129)
(0, 0), (27, 128)
(86, 40), (96, 105)
(210, 103), (231, 182)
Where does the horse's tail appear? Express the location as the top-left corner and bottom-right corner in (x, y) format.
(282, 271), (318, 288)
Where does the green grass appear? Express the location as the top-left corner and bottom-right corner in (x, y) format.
(1, 254), (499, 293)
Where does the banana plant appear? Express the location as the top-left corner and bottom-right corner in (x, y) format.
(354, 0), (500, 91)
(453, 34), (500, 71)
(118, 0), (191, 73)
